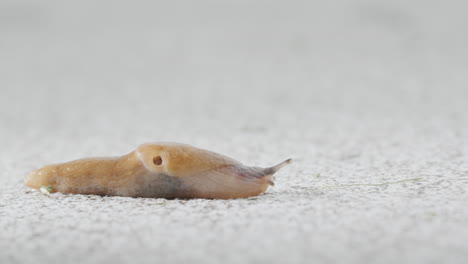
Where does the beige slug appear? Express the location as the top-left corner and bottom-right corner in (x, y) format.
(25, 143), (292, 199)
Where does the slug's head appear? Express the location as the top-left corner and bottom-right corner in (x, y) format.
(135, 142), (241, 176)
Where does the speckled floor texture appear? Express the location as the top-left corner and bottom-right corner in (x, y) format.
(1, 0), (467, 263)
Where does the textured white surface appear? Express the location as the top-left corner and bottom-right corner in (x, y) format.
(1, 0), (468, 263)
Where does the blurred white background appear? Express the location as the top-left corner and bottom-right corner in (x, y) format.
(1, 0), (467, 145)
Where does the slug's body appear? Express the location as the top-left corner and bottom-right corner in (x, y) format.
(25, 143), (291, 199)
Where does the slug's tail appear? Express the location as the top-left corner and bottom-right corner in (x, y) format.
(262, 159), (292, 186)
(264, 158), (293, 175)
(236, 158), (293, 180)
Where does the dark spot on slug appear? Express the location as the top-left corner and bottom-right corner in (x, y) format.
(153, 156), (163, 165)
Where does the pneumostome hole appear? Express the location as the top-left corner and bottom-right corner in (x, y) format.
(153, 156), (163, 165)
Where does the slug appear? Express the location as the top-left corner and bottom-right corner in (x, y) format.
(25, 143), (292, 199)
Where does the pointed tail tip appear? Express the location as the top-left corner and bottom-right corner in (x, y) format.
(269, 158), (293, 174)
(280, 158), (293, 166)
